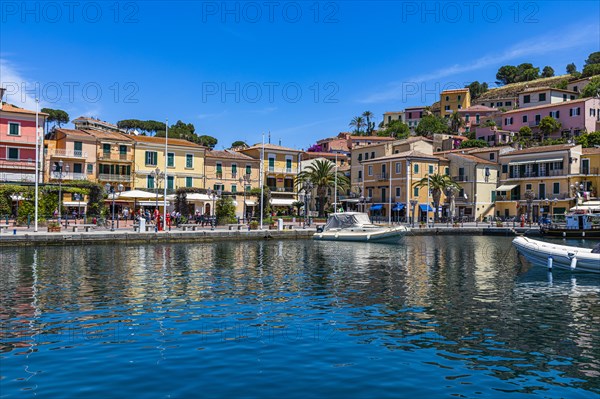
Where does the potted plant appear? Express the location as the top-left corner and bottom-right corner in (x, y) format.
(496, 220), (504, 227)
(47, 221), (61, 232)
(249, 221), (259, 230)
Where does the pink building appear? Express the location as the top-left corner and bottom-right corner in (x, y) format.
(404, 106), (425, 131)
(456, 105), (499, 134)
(501, 98), (600, 138)
(0, 101), (48, 183)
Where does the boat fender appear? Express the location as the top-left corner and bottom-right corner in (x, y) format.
(582, 232), (585, 237)
(547, 256), (553, 271)
(316, 226), (323, 233)
(562, 232), (566, 237)
(570, 256), (577, 270)
(366, 234), (371, 241)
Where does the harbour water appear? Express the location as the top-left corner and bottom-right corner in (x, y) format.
(1, 236), (599, 398)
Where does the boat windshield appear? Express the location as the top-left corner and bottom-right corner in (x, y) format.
(323, 213), (373, 230)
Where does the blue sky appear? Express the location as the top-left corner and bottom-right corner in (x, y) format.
(1, 1), (599, 149)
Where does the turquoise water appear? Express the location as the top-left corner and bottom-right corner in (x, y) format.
(1, 236), (599, 398)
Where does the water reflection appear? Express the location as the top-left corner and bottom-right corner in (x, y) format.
(0, 237), (598, 397)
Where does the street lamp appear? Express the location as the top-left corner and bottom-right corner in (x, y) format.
(55, 160), (69, 224)
(571, 182), (585, 210)
(410, 199), (418, 227)
(302, 181), (313, 226)
(239, 174), (251, 223)
(151, 167), (165, 230)
(207, 188), (221, 230)
(104, 183), (124, 231)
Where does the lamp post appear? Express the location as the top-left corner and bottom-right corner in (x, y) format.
(55, 160), (68, 224)
(104, 183), (124, 231)
(410, 199), (418, 227)
(303, 181), (313, 226)
(207, 188), (220, 230)
(239, 174), (251, 223)
(151, 167), (165, 230)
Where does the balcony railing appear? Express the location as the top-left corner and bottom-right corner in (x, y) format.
(582, 167), (600, 175)
(50, 172), (88, 181)
(495, 192), (570, 201)
(98, 173), (132, 182)
(50, 149), (87, 158)
(97, 152), (133, 161)
(0, 158), (36, 168)
(274, 187), (295, 193)
(509, 170), (564, 178)
(453, 175), (469, 182)
(267, 167), (295, 174)
(375, 173), (388, 181)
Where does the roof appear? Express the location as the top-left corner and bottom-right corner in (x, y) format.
(441, 88), (470, 94)
(349, 135), (395, 141)
(447, 152), (497, 165)
(303, 151), (348, 158)
(456, 105), (498, 113)
(206, 149), (257, 160)
(501, 144), (578, 156)
(73, 116), (121, 129)
(1, 103), (49, 116)
(81, 129), (133, 142)
(404, 106), (425, 111)
(521, 86), (577, 94)
(583, 148), (600, 155)
(467, 146), (513, 154)
(501, 97), (596, 114)
(363, 150), (444, 163)
(126, 134), (204, 148)
(244, 143), (303, 153)
(55, 128), (95, 139)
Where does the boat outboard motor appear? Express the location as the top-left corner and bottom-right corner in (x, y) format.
(592, 243), (600, 254)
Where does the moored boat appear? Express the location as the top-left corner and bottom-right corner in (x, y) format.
(512, 236), (600, 273)
(313, 212), (408, 243)
(540, 210), (600, 238)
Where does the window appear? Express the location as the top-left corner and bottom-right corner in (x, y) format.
(444, 105), (450, 111)
(445, 167), (449, 175)
(539, 93), (546, 101)
(445, 96), (449, 101)
(231, 184), (237, 193)
(496, 102), (502, 107)
(246, 165), (252, 175)
(526, 184), (532, 190)
(74, 141), (82, 152)
(522, 115), (528, 123)
(167, 152), (175, 167)
(388, 116), (391, 123)
(414, 164), (419, 173)
(368, 188), (373, 198)
(145, 151), (157, 166)
(549, 111), (560, 118)
(502, 164), (508, 174)
(73, 163), (82, 173)
(428, 165), (434, 174)
(413, 187), (419, 197)
(147, 175), (155, 189)
(539, 183), (546, 199)
(186, 177), (193, 187)
(395, 162), (401, 174)
(506, 101), (512, 106)
(475, 114), (480, 124)
(457, 105), (462, 109)
(582, 159), (590, 174)
(396, 187), (401, 197)
(570, 95), (575, 100)
(87, 164), (93, 174)
(368, 165), (373, 176)
(8, 148), (18, 160)
(231, 163), (237, 176)
(371, 152), (375, 159)
(570, 107), (581, 116)
(103, 143), (111, 154)
(573, 86), (578, 93)
(490, 153), (495, 160)
(8, 122), (20, 136)
(167, 176), (174, 190)
(591, 109), (596, 117)
(286, 158), (292, 172)
(358, 154), (363, 161)
(458, 95), (461, 101)
(523, 95), (530, 103)
(563, 94), (567, 101)
(216, 162), (222, 176)
(553, 182), (560, 194)
(465, 114), (470, 122)
(186, 154), (193, 168)
(119, 145), (127, 155)
(535, 114), (541, 125)
(358, 170), (362, 180)
(268, 157), (275, 171)
(408, 112), (412, 119)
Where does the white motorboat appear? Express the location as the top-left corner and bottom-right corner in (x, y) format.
(512, 236), (600, 273)
(313, 212), (409, 243)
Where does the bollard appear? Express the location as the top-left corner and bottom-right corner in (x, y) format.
(27, 215), (30, 228)
(13, 229), (16, 235)
(570, 256), (577, 270)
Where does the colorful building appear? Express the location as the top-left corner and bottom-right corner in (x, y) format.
(44, 129), (97, 184)
(382, 111), (405, 126)
(404, 106), (425, 131)
(440, 88), (471, 118)
(0, 102), (47, 183)
(80, 129), (135, 188)
(517, 87), (577, 109)
(456, 105), (499, 134)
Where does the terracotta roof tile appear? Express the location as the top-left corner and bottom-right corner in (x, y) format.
(501, 144), (578, 156)
(127, 134), (204, 148)
(206, 149), (257, 160)
(447, 152), (498, 165)
(1, 103), (49, 116)
(583, 148), (600, 155)
(501, 97), (595, 114)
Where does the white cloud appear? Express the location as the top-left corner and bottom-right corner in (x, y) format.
(361, 25), (599, 104)
(0, 58), (41, 110)
(197, 110), (228, 120)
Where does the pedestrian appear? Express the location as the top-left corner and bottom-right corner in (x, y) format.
(53, 208), (58, 219)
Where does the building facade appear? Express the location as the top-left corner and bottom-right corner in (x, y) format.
(440, 88), (471, 118)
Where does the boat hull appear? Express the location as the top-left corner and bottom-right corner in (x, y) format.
(540, 228), (600, 238)
(313, 227), (408, 243)
(512, 236), (600, 273)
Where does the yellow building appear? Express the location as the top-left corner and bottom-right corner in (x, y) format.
(581, 147), (600, 201)
(238, 143), (303, 210)
(440, 88), (471, 118)
(129, 134), (206, 192)
(81, 129), (135, 188)
(204, 149), (261, 219)
(361, 150), (448, 223)
(495, 144), (582, 220)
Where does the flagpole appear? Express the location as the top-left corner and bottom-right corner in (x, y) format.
(334, 154), (338, 214)
(260, 133), (265, 230)
(163, 119), (168, 231)
(34, 98), (40, 232)
(388, 160), (392, 225)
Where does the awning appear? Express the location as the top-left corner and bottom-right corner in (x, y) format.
(495, 184), (518, 191)
(370, 204), (383, 211)
(392, 203), (405, 211)
(137, 201), (170, 206)
(245, 200), (257, 206)
(419, 204), (433, 212)
(341, 199), (359, 203)
(62, 201), (87, 207)
(270, 198), (296, 206)
(570, 205), (600, 211)
(509, 158), (563, 165)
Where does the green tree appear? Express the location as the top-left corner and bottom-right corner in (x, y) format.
(541, 66), (555, 78)
(362, 111), (375, 135)
(231, 140), (248, 149)
(466, 81), (489, 99)
(538, 116), (562, 140)
(496, 65), (518, 85)
(515, 63), (540, 82)
(584, 51), (600, 67)
(292, 200), (304, 216)
(449, 112), (464, 133)
(215, 196), (237, 224)
(415, 114), (449, 137)
(41, 108), (70, 131)
(378, 119), (410, 139)
(566, 63), (577, 74)
(580, 76), (600, 98)
(459, 139), (489, 149)
(295, 159), (349, 218)
(582, 64), (600, 78)
(198, 135), (218, 148)
(349, 116), (366, 135)
(413, 174), (461, 222)
(518, 126), (533, 147)
(249, 186), (271, 222)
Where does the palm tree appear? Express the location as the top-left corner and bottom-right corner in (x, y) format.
(449, 112), (464, 133)
(349, 116), (366, 135)
(524, 189), (535, 223)
(362, 111), (375, 135)
(445, 185), (460, 222)
(296, 159), (349, 218)
(413, 174), (461, 222)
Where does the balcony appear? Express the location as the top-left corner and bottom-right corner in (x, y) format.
(453, 175), (469, 182)
(274, 187), (295, 193)
(528, 121), (540, 127)
(97, 152), (133, 162)
(49, 149), (87, 159)
(375, 173), (388, 181)
(50, 172), (88, 181)
(509, 170), (565, 179)
(98, 174), (132, 182)
(266, 167), (295, 175)
(582, 167), (599, 175)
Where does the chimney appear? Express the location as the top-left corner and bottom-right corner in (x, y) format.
(0, 87), (5, 110)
